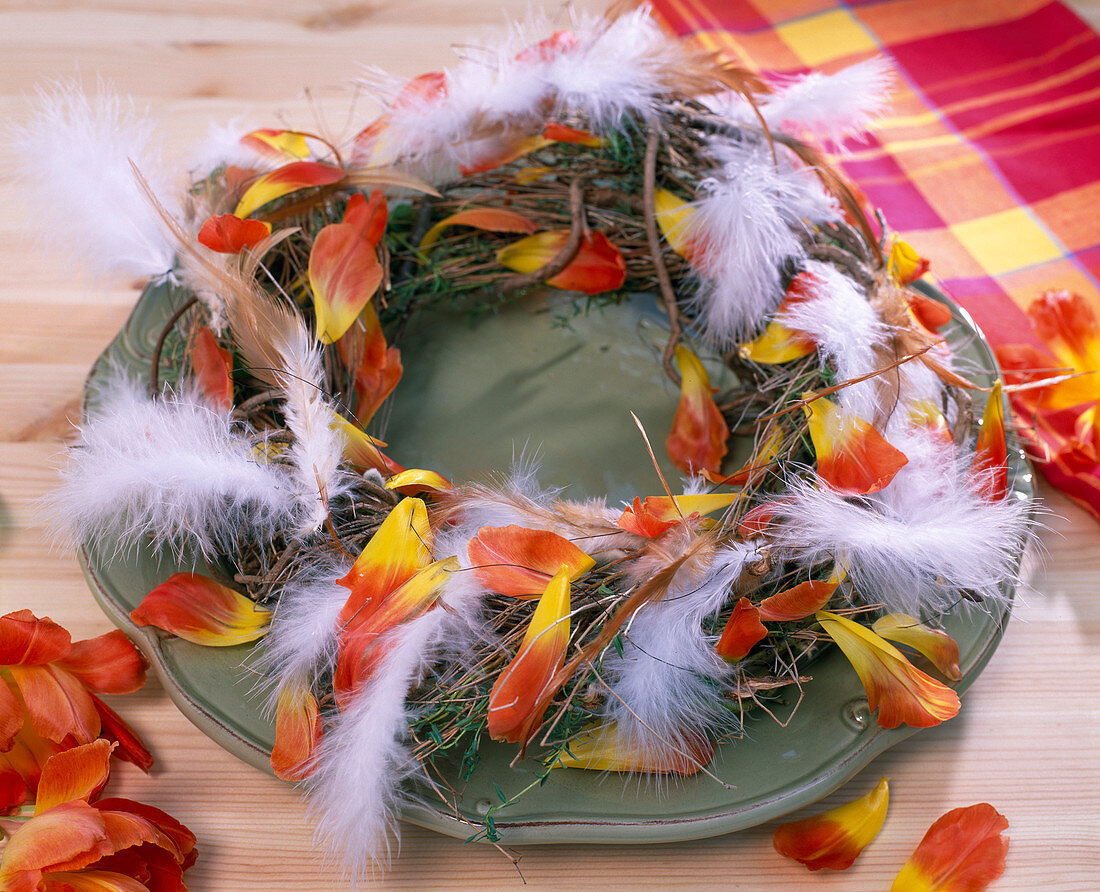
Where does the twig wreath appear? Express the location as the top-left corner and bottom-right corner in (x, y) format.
(34, 6), (1031, 877)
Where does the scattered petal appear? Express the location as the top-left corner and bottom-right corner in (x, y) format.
(233, 161), (345, 219)
(309, 211), (385, 344)
(334, 419), (403, 476)
(7, 665), (100, 745)
(467, 525), (595, 598)
(55, 630), (145, 696)
(773, 777), (890, 871)
(88, 695), (152, 773)
(665, 344), (729, 475)
(0, 610), (71, 667)
(759, 571), (842, 622)
(130, 573), (270, 647)
(716, 597), (768, 662)
(351, 72), (448, 165)
(496, 230), (626, 295)
(542, 122), (601, 146)
(654, 188), (698, 261)
(196, 214), (272, 254)
(515, 30), (578, 63)
(617, 494), (739, 537)
(892, 803), (1009, 891)
(872, 614), (962, 681)
(420, 207), (537, 248)
(805, 396), (908, 495)
(739, 272), (821, 364)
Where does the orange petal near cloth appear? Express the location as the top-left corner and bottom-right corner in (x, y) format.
(666, 344), (729, 475)
(805, 396), (908, 495)
(487, 568), (571, 745)
(190, 324), (234, 411)
(130, 573), (271, 646)
(817, 611), (960, 729)
(336, 302), (402, 427)
(420, 207), (538, 247)
(715, 597), (767, 662)
(872, 614), (962, 681)
(384, 468), (453, 496)
(496, 230), (626, 294)
(891, 803), (1009, 891)
(233, 160), (345, 219)
(773, 777), (889, 871)
(554, 722), (714, 776)
(271, 676), (323, 782)
(467, 525), (594, 598)
(969, 381), (1008, 502)
(196, 213), (272, 254)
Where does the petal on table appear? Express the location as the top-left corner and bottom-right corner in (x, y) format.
(270, 676), (322, 782)
(496, 230), (626, 295)
(872, 614), (961, 681)
(487, 568), (571, 745)
(817, 611), (960, 729)
(970, 381), (1008, 502)
(130, 574), (270, 647)
(384, 468), (453, 496)
(467, 525), (594, 598)
(665, 344), (729, 475)
(239, 128), (311, 161)
(805, 396), (908, 495)
(309, 221), (384, 344)
(7, 665), (99, 745)
(196, 213), (272, 254)
(0, 610), (71, 667)
(891, 803), (1009, 892)
(34, 740), (114, 815)
(233, 160), (345, 219)
(715, 598), (768, 662)
(190, 325), (234, 411)
(773, 777), (889, 871)
(420, 207), (537, 248)
(554, 722), (714, 776)
(56, 630), (146, 696)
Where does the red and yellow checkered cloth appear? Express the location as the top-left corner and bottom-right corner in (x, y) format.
(652, 0), (1100, 520)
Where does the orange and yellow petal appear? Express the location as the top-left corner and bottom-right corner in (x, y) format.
(467, 525), (595, 598)
(666, 344), (729, 475)
(703, 430), (784, 489)
(0, 610), (72, 667)
(130, 573), (271, 647)
(805, 396), (908, 495)
(496, 230), (626, 295)
(907, 399), (955, 448)
(970, 382), (1008, 502)
(487, 568), (571, 744)
(739, 272), (821, 364)
(514, 30), (578, 63)
(654, 188), (698, 261)
(336, 497), (432, 625)
(891, 803), (1009, 892)
(420, 207), (537, 248)
(872, 614), (961, 681)
(817, 611), (960, 729)
(232, 161), (345, 219)
(270, 677), (322, 782)
(190, 325), (234, 411)
(384, 468), (452, 496)
(619, 494), (739, 538)
(716, 597), (768, 662)
(1028, 289), (1100, 384)
(737, 500), (784, 538)
(33, 740), (114, 815)
(334, 419), (403, 476)
(309, 222), (384, 344)
(888, 237), (930, 284)
(55, 630), (146, 696)
(773, 777), (889, 871)
(196, 214), (272, 254)
(239, 128), (311, 161)
(906, 291), (952, 332)
(555, 722), (714, 776)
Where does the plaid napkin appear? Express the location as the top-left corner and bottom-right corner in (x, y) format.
(651, 0), (1100, 520)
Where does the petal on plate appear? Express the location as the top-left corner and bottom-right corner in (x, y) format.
(232, 160), (345, 219)
(891, 803), (1009, 892)
(333, 419), (403, 476)
(55, 630), (146, 695)
(336, 497), (432, 625)
(554, 722), (715, 776)
(653, 188), (697, 261)
(817, 611), (960, 729)
(467, 525), (595, 598)
(872, 614), (962, 681)
(270, 676), (322, 782)
(805, 396), (908, 495)
(335, 302), (402, 426)
(759, 574), (841, 622)
(190, 325), (234, 411)
(196, 214), (272, 254)
(88, 695), (153, 774)
(970, 381), (1008, 502)
(309, 221), (384, 344)
(716, 597), (768, 662)
(239, 128), (311, 160)
(739, 272), (821, 364)
(666, 344), (729, 475)
(487, 568), (571, 745)
(496, 230), (626, 295)
(130, 574), (271, 647)
(7, 665), (100, 745)
(0, 610), (71, 667)
(384, 468), (453, 496)
(888, 237), (930, 284)
(33, 740), (114, 815)
(420, 207), (538, 248)
(773, 777), (890, 871)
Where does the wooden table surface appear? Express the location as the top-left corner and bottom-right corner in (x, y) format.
(1, 2), (1098, 889)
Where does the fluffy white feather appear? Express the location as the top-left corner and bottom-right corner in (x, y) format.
(13, 80), (181, 281)
(48, 374), (298, 560)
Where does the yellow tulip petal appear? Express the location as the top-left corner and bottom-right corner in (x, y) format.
(654, 188), (697, 260)
(805, 396), (909, 495)
(385, 468), (453, 495)
(872, 614), (962, 681)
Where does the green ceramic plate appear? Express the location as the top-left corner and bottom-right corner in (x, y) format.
(79, 280), (1033, 845)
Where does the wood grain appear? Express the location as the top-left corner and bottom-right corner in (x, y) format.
(1, 2), (1098, 889)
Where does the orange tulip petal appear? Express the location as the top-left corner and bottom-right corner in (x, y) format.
(7, 665), (100, 745)
(554, 722), (714, 776)
(130, 573), (270, 647)
(487, 568), (571, 744)
(616, 496), (677, 538)
(271, 678), (322, 782)
(55, 630), (146, 696)
(541, 122), (602, 146)
(189, 325), (234, 411)
(908, 399), (955, 448)
(872, 614), (962, 681)
(239, 128), (311, 161)
(907, 292), (953, 332)
(496, 230), (626, 295)
(805, 397), (909, 495)
(351, 72), (448, 165)
(336, 302), (403, 426)
(817, 611), (960, 729)
(1028, 289), (1100, 375)
(0, 799), (110, 880)
(739, 272), (822, 364)
(336, 497), (432, 625)
(341, 190), (388, 247)
(0, 610), (72, 666)
(773, 777), (890, 871)
(666, 345), (729, 475)
(89, 694), (153, 773)
(467, 525), (595, 598)
(514, 30), (578, 63)
(232, 160), (345, 219)
(759, 579), (839, 622)
(737, 500), (783, 538)
(309, 222), (384, 344)
(384, 468), (453, 495)
(420, 207), (538, 247)
(891, 803), (1009, 892)
(93, 797), (197, 868)
(716, 597), (768, 662)
(34, 739), (114, 815)
(196, 214), (272, 254)
(970, 382), (1008, 502)
(0, 679), (22, 751)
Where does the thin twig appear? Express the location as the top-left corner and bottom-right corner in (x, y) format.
(149, 295), (199, 397)
(499, 176), (587, 294)
(642, 128), (684, 386)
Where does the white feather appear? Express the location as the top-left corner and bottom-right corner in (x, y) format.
(12, 80), (180, 281)
(48, 374), (298, 561)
